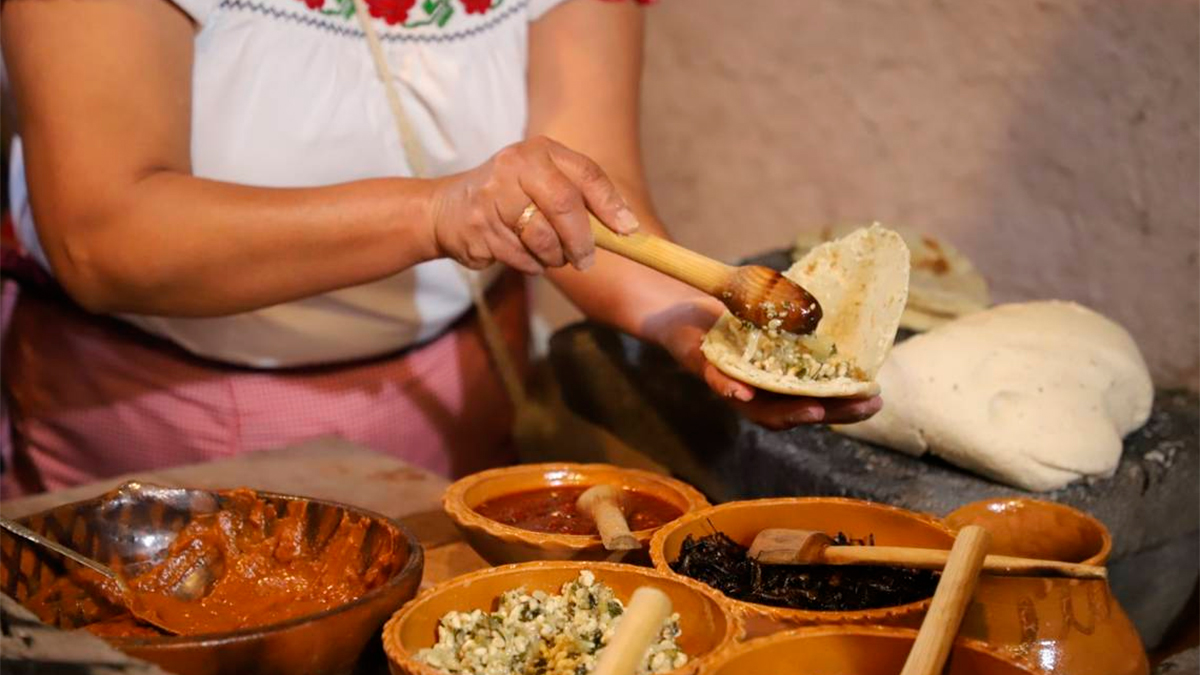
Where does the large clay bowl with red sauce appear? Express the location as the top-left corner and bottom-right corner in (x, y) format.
(0, 481), (424, 675)
(649, 497), (956, 638)
(945, 497), (1149, 675)
(442, 463), (709, 565)
(706, 626), (1037, 675)
(382, 560), (742, 675)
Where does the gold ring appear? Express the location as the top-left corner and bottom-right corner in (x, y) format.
(513, 203), (539, 236)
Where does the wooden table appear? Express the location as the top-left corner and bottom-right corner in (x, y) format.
(0, 438), (490, 672)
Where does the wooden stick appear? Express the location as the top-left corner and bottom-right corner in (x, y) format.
(593, 587), (673, 675)
(576, 485), (640, 551)
(900, 525), (991, 675)
(588, 215), (822, 334)
(748, 528), (1106, 579)
(821, 546), (1107, 580)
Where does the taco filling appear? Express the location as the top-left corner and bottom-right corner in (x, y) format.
(729, 313), (861, 381)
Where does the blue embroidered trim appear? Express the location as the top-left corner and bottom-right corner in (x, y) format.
(215, 0), (528, 41)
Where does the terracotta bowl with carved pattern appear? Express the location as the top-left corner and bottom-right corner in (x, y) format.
(0, 481), (424, 675)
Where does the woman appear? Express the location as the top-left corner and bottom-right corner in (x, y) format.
(0, 0), (881, 496)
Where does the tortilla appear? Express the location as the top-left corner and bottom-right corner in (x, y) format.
(701, 224), (910, 398)
(900, 306), (954, 332)
(794, 225), (989, 329)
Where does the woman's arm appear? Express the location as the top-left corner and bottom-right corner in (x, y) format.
(529, 0), (881, 427)
(2, 0), (440, 316)
(2, 0), (631, 317)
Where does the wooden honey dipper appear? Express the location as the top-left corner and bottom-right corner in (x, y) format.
(747, 528), (1107, 579)
(587, 213), (822, 334)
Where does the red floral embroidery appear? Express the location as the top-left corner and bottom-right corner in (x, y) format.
(300, 0), (322, 9)
(364, 0), (416, 24)
(461, 0), (492, 13)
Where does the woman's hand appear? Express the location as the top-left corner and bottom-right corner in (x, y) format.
(429, 136), (640, 276)
(644, 297), (884, 430)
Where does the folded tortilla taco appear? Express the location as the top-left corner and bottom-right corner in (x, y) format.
(701, 224), (910, 398)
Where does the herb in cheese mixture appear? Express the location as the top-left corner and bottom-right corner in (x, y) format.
(415, 571), (688, 675)
(731, 310), (858, 381)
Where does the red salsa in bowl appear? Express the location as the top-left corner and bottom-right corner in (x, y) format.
(473, 486), (684, 535)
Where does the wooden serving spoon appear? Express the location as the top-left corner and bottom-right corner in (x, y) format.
(593, 586), (674, 675)
(577, 484), (640, 551)
(746, 528), (1107, 579)
(588, 214), (822, 334)
(0, 516), (185, 635)
(900, 525), (990, 675)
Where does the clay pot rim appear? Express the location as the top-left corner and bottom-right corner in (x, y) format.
(705, 624), (1038, 674)
(649, 497), (955, 625)
(442, 462), (710, 553)
(944, 496), (1113, 566)
(382, 560), (744, 675)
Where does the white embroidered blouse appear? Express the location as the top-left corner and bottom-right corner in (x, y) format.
(8, 0), (568, 367)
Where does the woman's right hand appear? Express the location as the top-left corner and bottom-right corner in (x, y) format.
(428, 135), (641, 275)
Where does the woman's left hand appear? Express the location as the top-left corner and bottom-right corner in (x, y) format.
(645, 297), (883, 430)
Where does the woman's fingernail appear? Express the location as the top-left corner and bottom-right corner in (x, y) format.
(733, 388), (753, 402)
(615, 208), (640, 234)
(576, 252), (596, 271)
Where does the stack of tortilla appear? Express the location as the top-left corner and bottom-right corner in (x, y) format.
(792, 226), (989, 331)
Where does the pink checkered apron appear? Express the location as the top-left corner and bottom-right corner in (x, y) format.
(0, 261), (528, 499)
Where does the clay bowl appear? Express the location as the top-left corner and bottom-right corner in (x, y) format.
(649, 497), (956, 637)
(383, 560), (741, 675)
(0, 481), (424, 675)
(945, 497), (1149, 675)
(443, 462), (709, 565)
(706, 625), (1037, 675)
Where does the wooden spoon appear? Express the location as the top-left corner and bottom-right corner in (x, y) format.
(593, 586), (674, 675)
(747, 528), (1107, 579)
(900, 525), (990, 675)
(576, 484), (640, 551)
(588, 214), (822, 334)
(0, 516), (183, 635)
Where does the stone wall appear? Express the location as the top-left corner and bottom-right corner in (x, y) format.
(533, 0), (1200, 390)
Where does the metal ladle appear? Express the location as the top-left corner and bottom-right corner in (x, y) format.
(0, 516), (193, 635)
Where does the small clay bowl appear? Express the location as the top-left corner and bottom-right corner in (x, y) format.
(382, 560), (742, 675)
(443, 463), (709, 565)
(706, 625), (1038, 674)
(649, 497), (956, 637)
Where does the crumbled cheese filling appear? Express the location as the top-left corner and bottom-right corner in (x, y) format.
(415, 571), (688, 675)
(730, 312), (859, 381)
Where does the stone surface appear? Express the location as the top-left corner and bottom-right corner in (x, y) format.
(1155, 647), (1199, 675)
(547, 320), (1199, 649)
